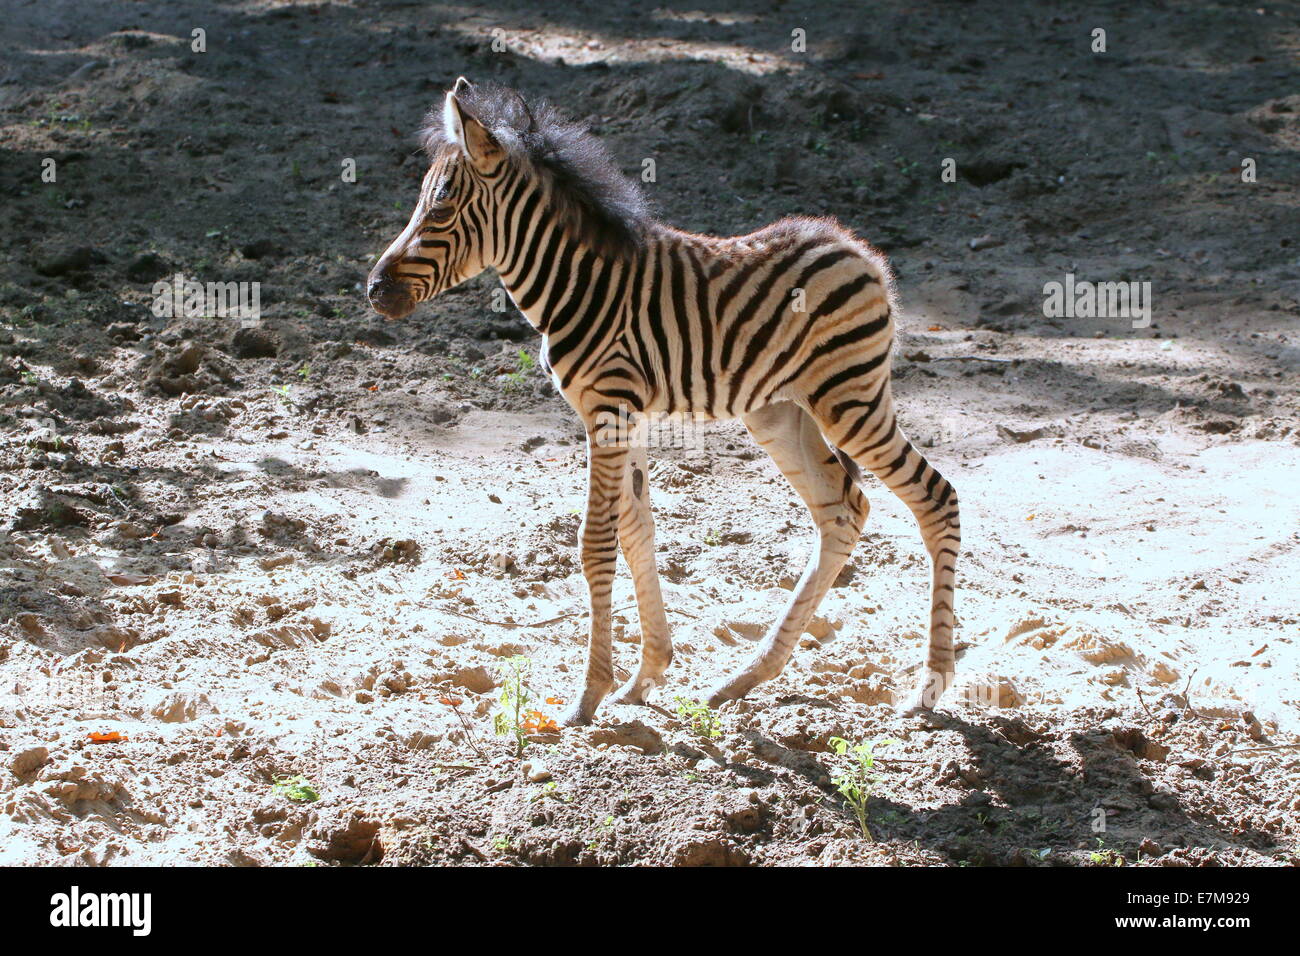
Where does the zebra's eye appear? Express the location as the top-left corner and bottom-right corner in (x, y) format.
(429, 202), (455, 224)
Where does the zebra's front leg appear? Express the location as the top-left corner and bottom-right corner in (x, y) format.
(708, 403), (868, 707)
(561, 430), (629, 727)
(611, 441), (672, 705)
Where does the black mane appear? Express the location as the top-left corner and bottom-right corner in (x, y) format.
(421, 82), (650, 252)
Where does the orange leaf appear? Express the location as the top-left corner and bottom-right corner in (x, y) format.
(927, 325), (943, 332)
(524, 710), (560, 733)
(438, 696), (463, 707)
(546, 697), (564, 706)
(88, 731), (127, 743)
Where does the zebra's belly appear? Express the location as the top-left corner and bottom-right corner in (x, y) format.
(643, 370), (784, 423)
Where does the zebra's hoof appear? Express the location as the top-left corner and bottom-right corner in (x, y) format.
(895, 690), (947, 726)
(896, 694), (932, 717)
(611, 685), (648, 707)
(707, 669), (763, 708)
(705, 685), (745, 709)
(611, 673), (663, 706)
(896, 670), (953, 719)
(560, 703), (595, 727)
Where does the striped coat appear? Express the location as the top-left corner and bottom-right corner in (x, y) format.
(368, 79), (959, 725)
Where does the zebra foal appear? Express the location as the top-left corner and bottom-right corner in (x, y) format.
(367, 79), (960, 725)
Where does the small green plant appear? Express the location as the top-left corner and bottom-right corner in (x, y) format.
(501, 349), (537, 390)
(827, 736), (894, 840)
(587, 814), (615, 850)
(530, 780), (572, 803)
(271, 774), (319, 803)
(493, 835), (513, 851)
(673, 697), (722, 739)
(297, 365), (312, 380)
(702, 528), (722, 547)
(493, 655), (536, 757)
(1089, 838), (1125, 866)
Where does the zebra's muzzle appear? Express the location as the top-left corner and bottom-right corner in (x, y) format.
(366, 270), (416, 320)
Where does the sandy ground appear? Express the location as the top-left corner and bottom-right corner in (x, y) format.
(1, 0), (1298, 866)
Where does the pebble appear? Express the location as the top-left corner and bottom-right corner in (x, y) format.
(521, 761), (552, 783)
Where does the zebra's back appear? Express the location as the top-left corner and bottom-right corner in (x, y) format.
(564, 216), (895, 422)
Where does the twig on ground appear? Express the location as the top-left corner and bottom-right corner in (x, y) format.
(1222, 743), (1300, 757)
(1135, 686), (1156, 720)
(441, 603), (700, 630)
(1177, 669), (1214, 721)
(104, 483), (132, 513)
(444, 701), (486, 760)
(459, 839), (488, 862)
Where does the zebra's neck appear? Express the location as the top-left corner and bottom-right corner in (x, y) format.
(494, 182), (639, 338)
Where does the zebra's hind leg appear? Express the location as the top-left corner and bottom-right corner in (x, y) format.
(561, 428), (629, 727)
(611, 440), (673, 705)
(708, 402), (868, 707)
(809, 379), (961, 713)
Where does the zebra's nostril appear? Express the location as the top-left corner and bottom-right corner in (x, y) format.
(366, 270), (414, 318)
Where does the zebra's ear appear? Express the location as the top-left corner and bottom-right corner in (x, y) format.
(444, 79), (501, 170)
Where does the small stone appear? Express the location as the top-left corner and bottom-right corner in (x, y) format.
(995, 423), (1046, 444)
(231, 327), (279, 359)
(36, 246), (106, 277)
(584, 720), (665, 755)
(725, 804), (762, 833)
(805, 615), (837, 640)
(240, 238), (282, 260)
(521, 761), (552, 783)
(151, 691), (215, 723)
(1148, 792), (1178, 812)
(453, 665), (496, 695)
(11, 746), (50, 776)
(124, 252), (171, 283)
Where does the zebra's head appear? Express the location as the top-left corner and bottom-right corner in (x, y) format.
(367, 78), (504, 320)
